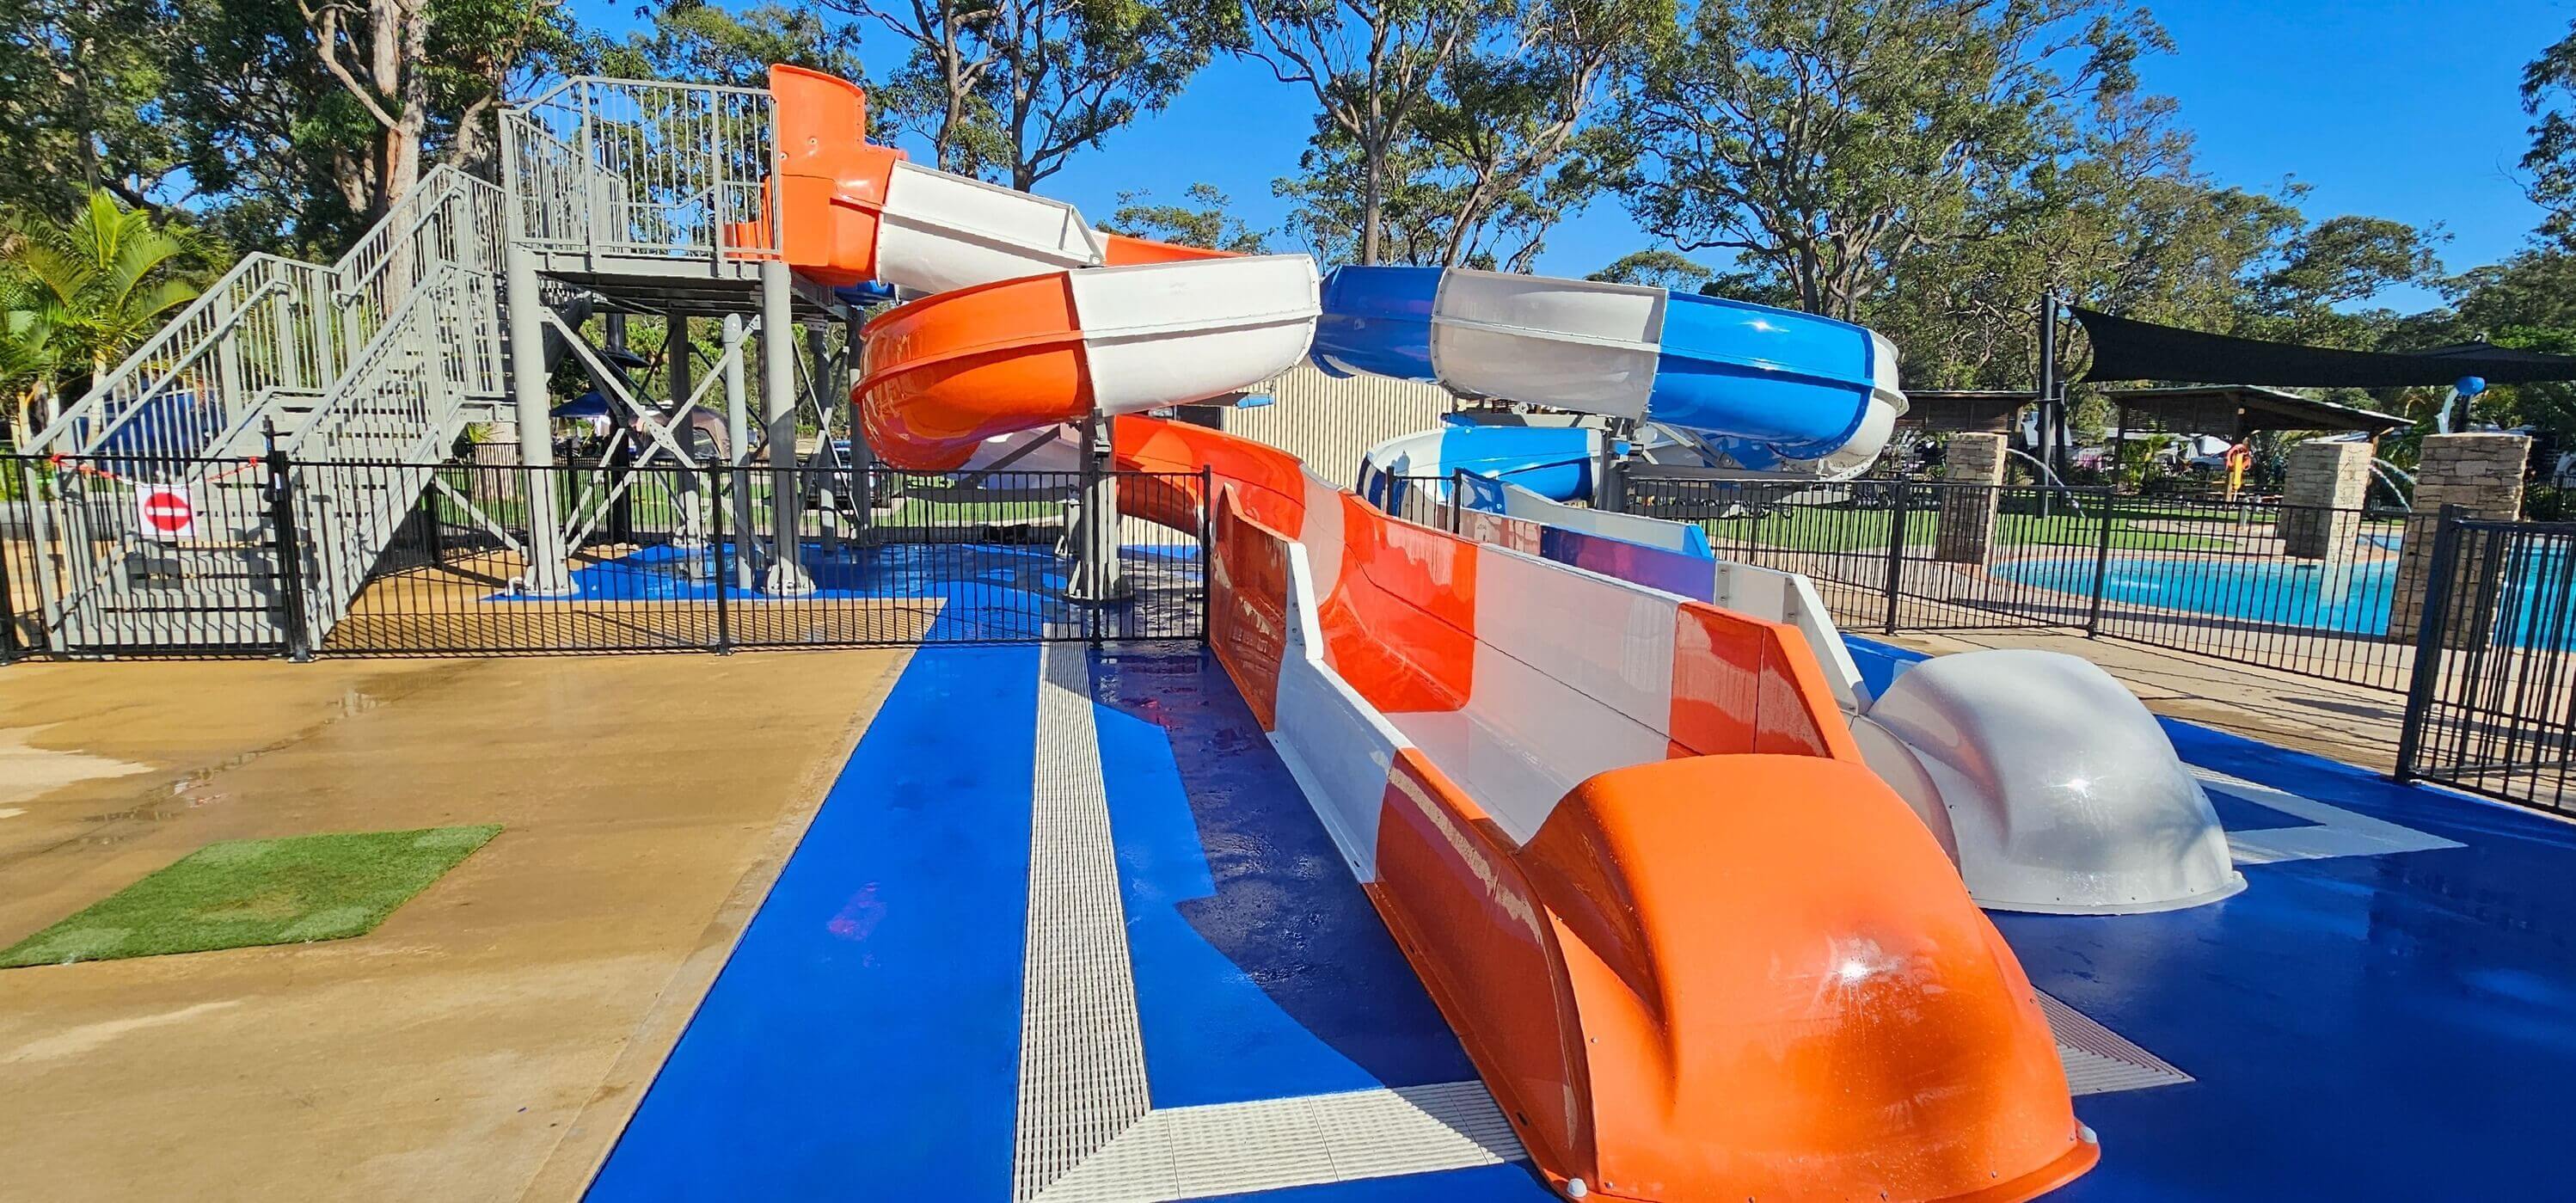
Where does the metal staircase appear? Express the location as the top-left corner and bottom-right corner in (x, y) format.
(21, 169), (512, 650)
(17, 74), (815, 654)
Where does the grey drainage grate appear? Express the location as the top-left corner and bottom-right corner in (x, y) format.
(2040, 991), (2194, 1096)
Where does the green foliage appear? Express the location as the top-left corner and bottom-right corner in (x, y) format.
(1261, 0), (1670, 268)
(1, 0), (179, 219)
(839, 0), (1225, 189)
(1102, 183), (1275, 252)
(591, 1), (864, 89)
(3, 191), (212, 433)
(1588, 249), (1713, 291)
(1618, 0), (2166, 322)
(2524, 20), (2576, 249)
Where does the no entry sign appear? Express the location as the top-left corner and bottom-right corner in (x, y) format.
(137, 484), (197, 541)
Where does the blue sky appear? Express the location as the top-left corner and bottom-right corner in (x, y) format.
(585, 1), (2573, 310)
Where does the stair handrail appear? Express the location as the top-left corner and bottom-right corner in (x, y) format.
(30, 165), (502, 462)
(46, 273), (300, 463)
(295, 262), (487, 459)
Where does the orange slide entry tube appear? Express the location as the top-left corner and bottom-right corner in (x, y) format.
(854, 275), (1093, 471)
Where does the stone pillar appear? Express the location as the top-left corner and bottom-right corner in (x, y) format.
(1934, 433), (2007, 564)
(2274, 440), (2371, 559)
(2387, 433), (2531, 642)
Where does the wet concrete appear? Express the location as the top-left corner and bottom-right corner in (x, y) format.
(0, 650), (910, 1203)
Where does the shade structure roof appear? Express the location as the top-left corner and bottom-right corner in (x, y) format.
(1898, 390), (2039, 434)
(2101, 384), (2408, 438)
(2073, 305), (2576, 387)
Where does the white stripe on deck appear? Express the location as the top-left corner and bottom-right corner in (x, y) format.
(1015, 645), (1517, 1202)
(2193, 767), (2464, 864)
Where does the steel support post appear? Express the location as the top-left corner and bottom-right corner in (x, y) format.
(1067, 411), (1129, 604)
(760, 261), (812, 595)
(506, 243), (574, 595)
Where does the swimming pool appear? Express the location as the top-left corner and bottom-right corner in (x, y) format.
(1997, 554), (2405, 634)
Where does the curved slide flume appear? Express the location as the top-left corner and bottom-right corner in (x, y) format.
(747, 64), (2097, 1201)
(1316, 266), (1906, 478)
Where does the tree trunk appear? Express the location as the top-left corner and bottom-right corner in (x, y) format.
(1360, 145), (1384, 265)
(363, 0), (425, 218)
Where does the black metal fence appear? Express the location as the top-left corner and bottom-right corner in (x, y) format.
(2397, 514), (2576, 814)
(1, 452), (1207, 661)
(1619, 476), (2438, 690)
(1628, 476), (2112, 632)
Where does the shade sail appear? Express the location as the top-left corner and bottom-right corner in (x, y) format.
(2073, 305), (2576, 387)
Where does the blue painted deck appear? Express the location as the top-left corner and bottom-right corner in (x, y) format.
(1847, 636), (2576, 1200)
(586, 643), (1549, 1201)
(493, 540), (1199, 641)
(589, 630), (2576, 1200)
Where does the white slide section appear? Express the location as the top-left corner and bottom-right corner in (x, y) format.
(1439, 479), (2244, 915)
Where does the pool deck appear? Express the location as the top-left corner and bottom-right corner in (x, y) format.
(0, 650), (912, 1203)
(582, 639), (2576, 1201)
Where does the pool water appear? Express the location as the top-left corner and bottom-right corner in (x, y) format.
(1998, 555), (2402, 634)
(1998, 550), (2576, 647)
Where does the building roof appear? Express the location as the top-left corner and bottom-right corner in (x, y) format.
(1898, 390), (2039, 433)
(2101, 384), (2409, 437)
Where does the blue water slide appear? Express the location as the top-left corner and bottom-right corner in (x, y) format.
(1355, 419), (1598, 515)
(1311, 266), (1441, 381)
(1312, 265), (1902, 476)
(1647, 292), (1880, 458)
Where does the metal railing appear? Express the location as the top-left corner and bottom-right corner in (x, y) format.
(2397, 514), (2576, 814)
(2, 454), (1209, 660)
(2080, 495), (2425, 691)
(2, 452), (287, 657)
(28, 168), (503, 463)
(1376, 471), (2444, 695)
(504, 77), (781, 265)
(1627, 476), (2112, 634)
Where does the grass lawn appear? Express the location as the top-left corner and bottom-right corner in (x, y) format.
(0, 825), (500, 968)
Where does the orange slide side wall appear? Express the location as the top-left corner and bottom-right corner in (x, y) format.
(1151, 414), (2095, 1202)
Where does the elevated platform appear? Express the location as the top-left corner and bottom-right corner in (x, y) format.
(529, 252), (853, 323)
(579, 632), (2574, 1200)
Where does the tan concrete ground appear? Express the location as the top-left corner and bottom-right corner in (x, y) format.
(1876, 628), (2410, 771)
(0, 649), (910, 1203)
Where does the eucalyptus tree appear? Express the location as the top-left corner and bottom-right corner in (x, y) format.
(1616, 0), (2165, 322)
(837, 0), (1228, 190)
(1101, 184), (1276, 253)
(1240, 0), (1496, 264)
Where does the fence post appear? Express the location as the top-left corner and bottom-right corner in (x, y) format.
(2086, 488), (2119, 637)
(1451, 468), (1468, 534)
(1881, 478), (1909, 633)
(0, 463), (20, 665)
(712, 463), (733, 654)
(263, 427), (313, 662)
(2394, 504), (2466, 783)
(1199, 466), (1216, 646)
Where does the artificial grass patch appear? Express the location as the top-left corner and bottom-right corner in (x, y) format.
(0, 825), (501, 968)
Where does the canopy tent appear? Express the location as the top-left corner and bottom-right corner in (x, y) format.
(2101, 384), (2408, 441)
(2071, 305), (2576, 387)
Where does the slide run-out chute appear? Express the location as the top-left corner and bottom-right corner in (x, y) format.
(749, 63), (2099, 1201)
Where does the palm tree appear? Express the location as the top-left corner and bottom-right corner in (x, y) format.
(4, 191), (207, 435)
(0, 304), (51, 450)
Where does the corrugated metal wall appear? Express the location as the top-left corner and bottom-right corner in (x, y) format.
(1210, 363), (1456, 488)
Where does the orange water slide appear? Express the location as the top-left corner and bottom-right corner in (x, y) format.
(749, 62), (2096, 1202)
